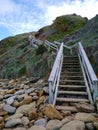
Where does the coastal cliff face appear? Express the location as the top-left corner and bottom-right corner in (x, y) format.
(0, 14), (98, 78)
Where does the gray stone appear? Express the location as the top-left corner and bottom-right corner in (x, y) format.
(25, 88), (35, 94)
(5, 118), (22, 128)
(43, 87), (49, 94)
(34, 118), (47, 127)
(14, 90), (25, 95)
(16, 95), (24, 102)
(60, 120), (85, 130)
(6, 96), (16, 105)
(3, 104), (16, 114)
(46, 120), (63, 130)
(4, 94), (13, 99)
(86, 123), (95, 130)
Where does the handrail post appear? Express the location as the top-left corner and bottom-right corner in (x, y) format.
(49, 81), (54, 104)
(93, 81), (98, 103)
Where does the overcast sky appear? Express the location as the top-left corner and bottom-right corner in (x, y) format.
(0, 0), (98, 40)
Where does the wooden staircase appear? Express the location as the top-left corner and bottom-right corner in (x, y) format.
(55, 56), (90, 112)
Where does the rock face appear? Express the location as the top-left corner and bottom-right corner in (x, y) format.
(60, 120), (85, 130)
(75, 112), (96, 122)
(42, 104), (63, 119)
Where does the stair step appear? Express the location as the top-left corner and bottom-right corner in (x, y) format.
(59, 85), (86, 88)
(63, 63), (80, 65)
(63, 65), (80, 68)
(56, 97), (89, 103)
(56, 105), (78, 112)
(61, 72), (82, 75)
(58, 91), (87, 95)
(64, 56), (78, 58)
(60, 80), (85, 83)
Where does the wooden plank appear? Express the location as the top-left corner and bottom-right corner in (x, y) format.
(58, 90), (87, 95)
(56, 105), (78, 112)
(78, 42), (98, 81)
(60, 80), (85, 83)
(59, 85), (86, 88)
(56, 97), (89, 102)
(48, 43), (63, 82)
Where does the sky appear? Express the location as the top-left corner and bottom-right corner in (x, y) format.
(0, 0), (98, 40)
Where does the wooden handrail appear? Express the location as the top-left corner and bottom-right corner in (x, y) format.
(48, 43), (63, 103)
(48, 43), (63, 82)
(78, 42), (98, 82)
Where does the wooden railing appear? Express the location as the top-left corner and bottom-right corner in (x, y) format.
(78, 42), (98, 107)
(48, 43), (63, 104)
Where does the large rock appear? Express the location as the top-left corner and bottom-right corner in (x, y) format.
(16, 102), (36, 114)
(75, 112), (96, 122)
(46, 120), (63, 130)
(5, 113), (23, 121)
(42, 104), (63, 119)
(5, 118), (22, 128)
(34, 118), (47, 127)
(20, 96), (32, 105)
(60, 120), (85, 130)
(3, 104), (16, 114)
(28, 125), (46, 130)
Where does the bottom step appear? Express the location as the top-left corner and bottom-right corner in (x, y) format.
(56, 97), (89, 103)
(56, 105), (78, 112)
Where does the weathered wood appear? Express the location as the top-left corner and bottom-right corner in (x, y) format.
(56, 97), (89, 102)
(56, 105), (78, 112)
(58, 90), (87, 95)
(48, 43), (63, 104)
(78, 42), (98, 82)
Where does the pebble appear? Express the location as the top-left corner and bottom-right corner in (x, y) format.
(25, 88), (35, 94)
(3, 104), (16, 114)
(14, 90), (25, 95)
(6, 96), (16, 105)
(21, 116), (29, 127)
(46, 120), (63, 130)
(34, 118), (47, 127)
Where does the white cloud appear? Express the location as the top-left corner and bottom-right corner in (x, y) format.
(0, 0), (98, 39)
(44, 0), (98, 25)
